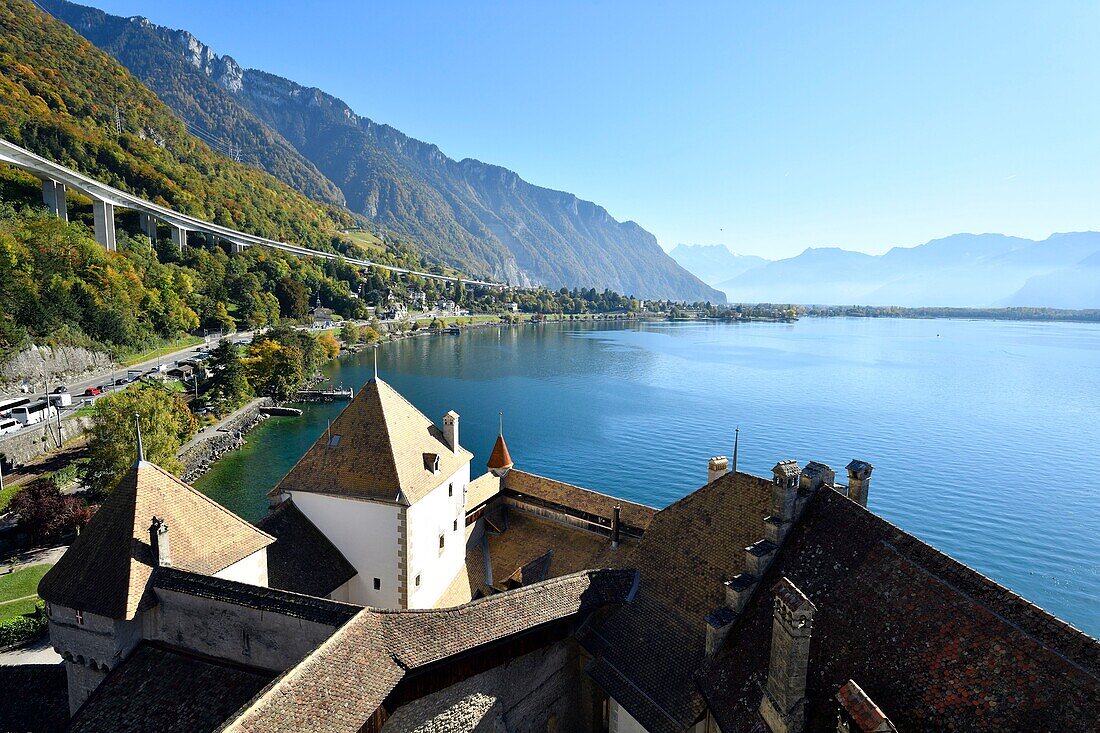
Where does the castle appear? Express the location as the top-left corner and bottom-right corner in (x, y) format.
(11, 376), (1098, 732)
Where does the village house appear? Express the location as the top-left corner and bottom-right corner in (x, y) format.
(11, 378), (1098, 732)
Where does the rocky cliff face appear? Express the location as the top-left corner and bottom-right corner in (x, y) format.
(43, 0), (723, 302)
(1, 344), (113, 388)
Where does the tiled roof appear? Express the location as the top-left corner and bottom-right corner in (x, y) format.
(0, 664), (68, 733)
(255, 500), (357, 598)
(276, 378), (471, 505)
(485, 509), (630, 586)
(580, 470), (775, 733)
(153, 567), (361, 627)
(699, 488), (1100, 732)
(465, 471), (501, 510)
(487, 433), (513, 470)
(68, 642), (274, 733)
(836, 680), (896, 732)
(502, 469), (656, 533)
(38, 461), (273, 620)
(223, 568), (639, 733)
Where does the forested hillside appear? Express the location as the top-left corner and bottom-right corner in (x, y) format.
(0, 0), (355, 252)
(41, 0), (723, 302)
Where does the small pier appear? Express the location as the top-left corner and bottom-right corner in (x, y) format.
(293, 387), (354, 403)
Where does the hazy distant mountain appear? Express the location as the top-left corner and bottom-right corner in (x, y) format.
(44, 0), (722, 302)
(717, 232), (1100, 307)
(667, 244), (769, 285)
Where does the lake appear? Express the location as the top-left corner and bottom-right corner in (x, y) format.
(196, 318), (1100, 635)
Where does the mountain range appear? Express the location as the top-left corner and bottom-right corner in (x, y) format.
(42, 0), (722, 303)
(667, 244), (770, 286)
(692, 233), (1100, 308)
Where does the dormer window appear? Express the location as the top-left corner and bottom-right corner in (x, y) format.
(327, 434), (342, 447)
(423, 453), (440, 474)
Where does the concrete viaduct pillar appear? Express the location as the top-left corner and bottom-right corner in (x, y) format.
(139, 213), (158, 244)
(170, 224), (188, 253)
(230, 240), (248, 255)
(92, 199), (116, 252)
(41, 179), (67, 222)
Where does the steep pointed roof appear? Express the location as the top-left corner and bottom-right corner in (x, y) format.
(276, 377), (472, 505)
(487, 433), (513, 471)
(39, 461), (273, 620)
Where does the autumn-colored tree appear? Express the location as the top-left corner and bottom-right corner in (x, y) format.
(84, 383), (197, 495)
(10, 479), (95, 541)
(317, 332), (341, 359)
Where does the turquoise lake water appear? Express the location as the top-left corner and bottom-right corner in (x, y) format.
(195, 318), (1100, 635)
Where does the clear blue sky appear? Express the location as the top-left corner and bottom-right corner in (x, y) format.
(86, 1), (1100, 259)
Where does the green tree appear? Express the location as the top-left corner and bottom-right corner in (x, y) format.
(84, 384), (197, 495)
(340, 321), (359, 344)
(205, 338), (252, 411)
(204, 301), (236, 334)
(269, 345), (305, 403)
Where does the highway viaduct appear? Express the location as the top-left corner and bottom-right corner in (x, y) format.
(0, 137), (501, 287)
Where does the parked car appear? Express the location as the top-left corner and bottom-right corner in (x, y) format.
(115, 377), (128, 386)
(84, 387), (102, 396)
(53, 385), (68, 393)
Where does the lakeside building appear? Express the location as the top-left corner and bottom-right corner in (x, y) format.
(11, 377), (1098, 732)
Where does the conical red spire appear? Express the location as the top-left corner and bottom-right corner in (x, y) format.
(487, 433), (513, 475)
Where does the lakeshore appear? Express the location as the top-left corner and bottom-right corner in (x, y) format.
(195, 317), (1100, 636)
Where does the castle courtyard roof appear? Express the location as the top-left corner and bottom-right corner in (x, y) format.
(698, 487), (1100, 732)
(255, 500), (357, 598)
(67, 642), (275, 733)
(502, 469), (657, 536)
(275, 378), (472, 505)
(580, 470), (776, 733)
(38, 461), (274, 620)
(222, 568), (639, 733)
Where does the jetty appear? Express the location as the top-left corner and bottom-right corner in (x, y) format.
(293, 387), (354, 403)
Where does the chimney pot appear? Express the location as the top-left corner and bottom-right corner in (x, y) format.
(708, 456), (730, 484)
(149, 516), (172, 568)
(443, 411), (460, 453)
(845, 460), (874, 507)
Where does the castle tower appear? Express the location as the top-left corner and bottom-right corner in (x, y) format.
(273, 377), (472, 609)
(760, 577), (817, 733)
(38, 460), (273, 713)
(487, 433), (513, 478)
(845, 460), (874, 507)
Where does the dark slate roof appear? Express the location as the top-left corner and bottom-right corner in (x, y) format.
(0, 664), (68, 733)
(222, 568), (639, 733)
(255, 500), (357, 598)
(699, 488), (1100, 732)
(152, 567), (361, 627)
(38, 461), (273, 620)
(67, 642), (274, 733)
(502, 469), (657, 534)
(580, 471), (775, 733)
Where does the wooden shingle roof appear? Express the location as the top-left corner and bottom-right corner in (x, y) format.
(38, 461), (273, 620)
(275, 378), (471, 505)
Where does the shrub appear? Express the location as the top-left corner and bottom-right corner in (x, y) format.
(0, 603), (48, 647)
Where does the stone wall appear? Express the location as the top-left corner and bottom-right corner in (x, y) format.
(0, 344), (113, 389)
(382, 640), (597, 733)
(179, 398), (270, 482)
(0, 414), (94, 468)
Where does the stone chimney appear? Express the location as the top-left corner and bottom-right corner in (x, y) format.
(800, 461), (834, 492)
(845, 460), (874, 507)
(708, 456), (730, 483)
(835, 680), (897, 733)
(771, 460), (801, 522)
(760, 577), (816, 733)
(443, 410), (460, 453)
(149, 516), (172, 568)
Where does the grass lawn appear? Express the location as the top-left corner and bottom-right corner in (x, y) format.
(0, 481), (22, 514)
(0, 564), (52, 622)
(120, 335), (204, 367)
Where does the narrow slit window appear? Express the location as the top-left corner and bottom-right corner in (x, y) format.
(373, 577), (381, 591)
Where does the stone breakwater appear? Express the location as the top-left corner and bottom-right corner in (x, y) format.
(180, 398), (270, 483)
